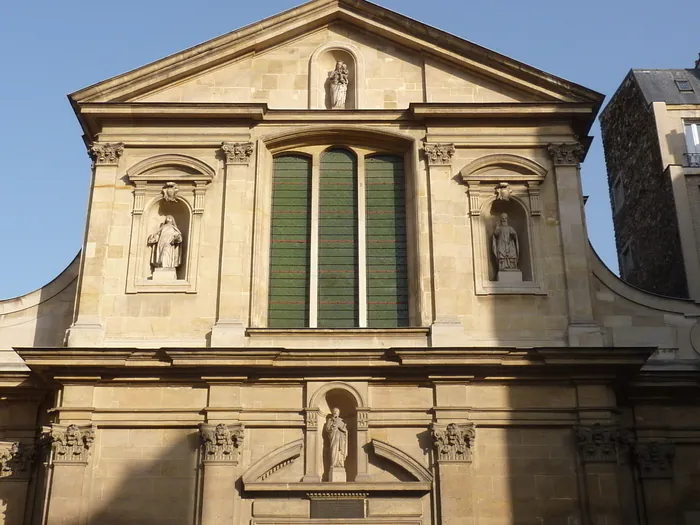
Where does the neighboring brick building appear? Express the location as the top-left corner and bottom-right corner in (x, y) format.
(600, 64), (700, 299)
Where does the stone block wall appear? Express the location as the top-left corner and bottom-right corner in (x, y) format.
(600, 73), (688, 297)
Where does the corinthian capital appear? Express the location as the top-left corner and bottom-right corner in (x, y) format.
(88, 142), (124, 166)
(222, 142), (255, 165)
(49, 424), (95, 463)
(199, 423), (244, 463)
(548, 142), (585, 167)
(424, 143), (456, 166)
(0, 442), (36, 478)
(431, 422), (475, 462)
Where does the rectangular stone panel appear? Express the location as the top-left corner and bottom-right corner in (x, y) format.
(310, 499), (365, 519)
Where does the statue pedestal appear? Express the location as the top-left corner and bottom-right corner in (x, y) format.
(152, 268), (178, 282)
(329, 467), (347, 482)
(497, 269), (522, 283)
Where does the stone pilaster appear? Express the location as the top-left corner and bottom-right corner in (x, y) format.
(199, 423), (244, 525)
(575, 425), (626, 525)
(548, 142), (602, 346)
(431, 422), (476, 525)
(303, 408), (322, 482)
(66, 142), (124, 347)
(45, 424), (95, 525)
(633, 441), (676, 525)
(423, 143), (463, 345)
(211, 141), (256, 347)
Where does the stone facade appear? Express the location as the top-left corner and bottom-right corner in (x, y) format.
(0, 1), (699, 525)
(600, 72), (688, 297)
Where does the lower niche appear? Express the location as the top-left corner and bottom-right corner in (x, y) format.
(310, 497), (365, 519)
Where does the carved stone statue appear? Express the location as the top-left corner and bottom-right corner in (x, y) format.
(328, 61), (349, 109)
(492, 213), (519, 272)
(162, 182), (179, 202)
(148, 215), (183, 280)
(324, 407), (348, 481)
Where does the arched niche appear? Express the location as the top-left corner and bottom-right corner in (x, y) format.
(320, 388), (358, 481)
(484, 197), (532, 282)
(125, 154), (214, 293)
(460, 153), (547, 295)
(143, 197), (191, 281)
(309, 42), (365, 110)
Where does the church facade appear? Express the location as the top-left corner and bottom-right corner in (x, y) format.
(1, 1), (700, 524)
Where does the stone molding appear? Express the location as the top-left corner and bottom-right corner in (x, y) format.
(0, 442), (36, 478)
(88, 142), (124, 166)
(547, 142), (585, 167)
(423, 143), (455, 166)
(575, 424), (625, 463)
(222, 142), (255, 165)
(634, 441), (676, 479)
(49, 424), (95, 463)
(356, 409), (370, 430)
(199, 423), (244, 463)
(305, 409), (321, 430)
(431, 422), (475, 462)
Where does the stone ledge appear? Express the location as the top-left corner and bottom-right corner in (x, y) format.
(243, 482), (431, 494)
(246, 328), (430, 337)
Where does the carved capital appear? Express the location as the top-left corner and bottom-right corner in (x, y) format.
(88, 142), (124, 166)
(222, 142), (255, 165)
(634, 441), (676, 479)
(0, 442), (36, 478)
(575, 424), (623, 463)
(547, 142), (584, 167)
(431, 422), (475, 462)
(423, 143), (456, 166)
(49, 424), (95, 463)
(199, 423), (244, 463)
(356, 409), (370, 430)
(305, 409), (321, 430)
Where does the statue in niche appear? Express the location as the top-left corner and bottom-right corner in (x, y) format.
(324, 407), (348, 481)
(492, 213), (519, 271)
(148, 215), (183, 272)
(328, 61), (349, 109)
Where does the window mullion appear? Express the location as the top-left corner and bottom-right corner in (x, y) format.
(357, 153), (368, 328)
(309, 155), (320, 328)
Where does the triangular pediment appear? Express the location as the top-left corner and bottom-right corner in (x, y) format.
(70, 0), (602, 108)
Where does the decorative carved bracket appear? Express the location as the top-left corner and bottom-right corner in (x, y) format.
(88, 142), (124, 166)
(305, 408), (321, 430)
(575, 424), (627, 463)
(221, 142), (255, 165)
(431, 422), (475, 463)
(423, 143), (456, 166)
(0, 442), (36, 478)
(634, 441), (676, 479)
(547, 142), (585, 167)
(356, 409), (370, 430)
(49, 424), (95, 463)
(199, 423), (244, 463)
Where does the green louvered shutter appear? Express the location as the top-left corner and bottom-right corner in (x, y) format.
(319, 149), (359, 327)
(366, 155), (409, 327)
(268, 155), (312, 328)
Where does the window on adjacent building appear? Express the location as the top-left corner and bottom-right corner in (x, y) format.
(675, 79), (693, 92)
(611, 173), (625, 213)
(621, 241), (635, 280)
(268, 147), (409, 328)
(684, 122), (700, 167)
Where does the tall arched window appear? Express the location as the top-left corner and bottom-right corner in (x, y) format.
(268, 147), (409, 328)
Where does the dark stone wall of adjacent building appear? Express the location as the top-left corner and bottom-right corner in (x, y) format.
(600, 73), (688, 298)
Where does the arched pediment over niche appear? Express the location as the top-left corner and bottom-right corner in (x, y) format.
(242, 439), (304, 485)
(263, 125), (414, 154)
(308, 382), (366, 409)
(371, 439), (433, 483)
(459, 153), (548, 182)
(126, 154), (215, 183)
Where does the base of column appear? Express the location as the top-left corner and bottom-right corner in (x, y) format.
(65, 322), (105, 347)
(211, 320), (246, 347)
(328, 467), (347, 482)
(430, 316), (464, 347)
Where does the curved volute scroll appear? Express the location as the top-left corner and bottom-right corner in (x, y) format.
(242, 439), (304, 489)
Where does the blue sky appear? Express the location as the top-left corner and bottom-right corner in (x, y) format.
(0, 0), (696, 299)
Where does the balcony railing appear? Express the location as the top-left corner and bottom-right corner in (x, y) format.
(686, 152), (700, 167)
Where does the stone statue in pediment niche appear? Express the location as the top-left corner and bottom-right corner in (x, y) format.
(492, 213), (519, 271)
(329, 61), (349, 109)
(148, 215), (183, 278)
